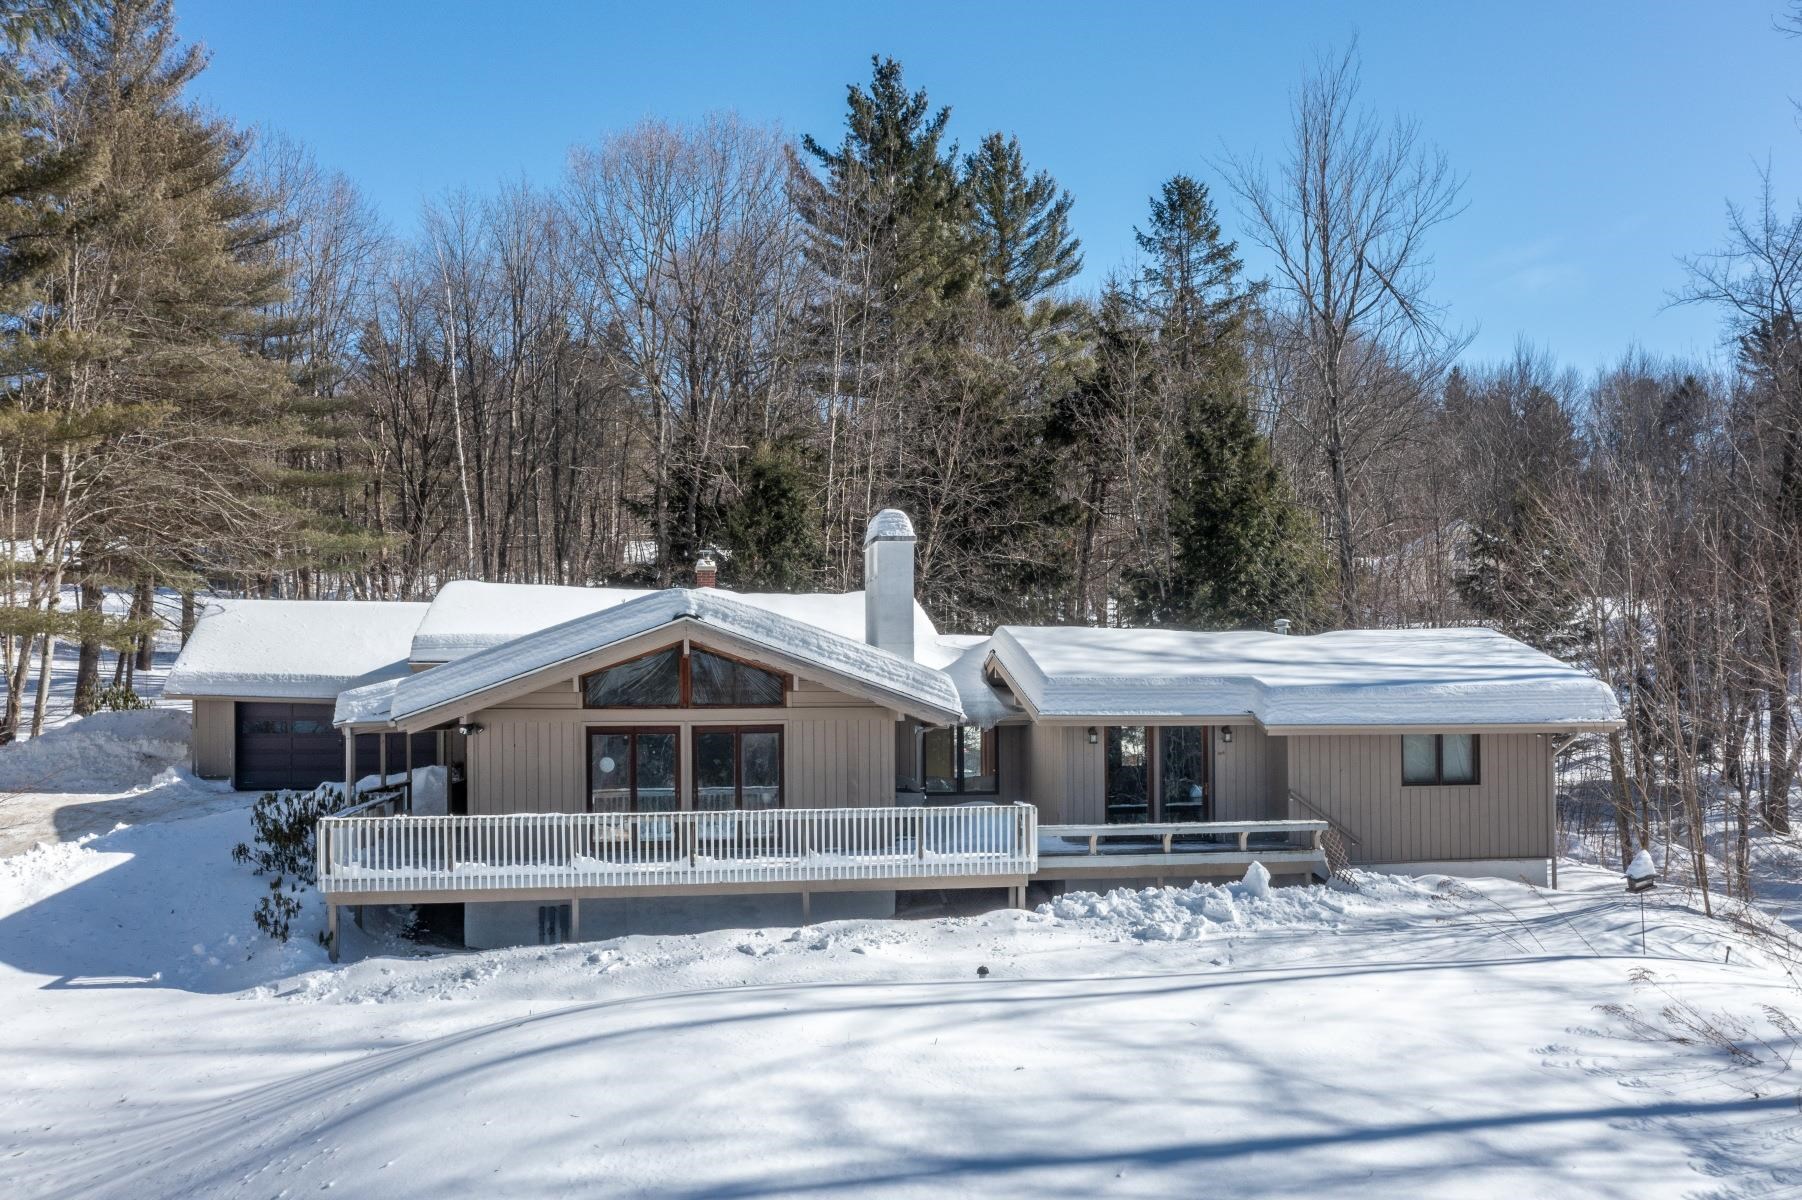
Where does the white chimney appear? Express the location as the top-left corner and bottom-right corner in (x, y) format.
(1273, 618), (1292, 635)
(864, 509), (916, 661)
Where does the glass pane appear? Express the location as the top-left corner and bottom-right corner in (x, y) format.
(741, 731), (781, 810)
(959, 726), (998, 793)
(695, 731), (737, 811)
(1161, 727), (1208, 820)
(922, 726), (955, 794)
(635, 732), (678, 811)
(1442, 734), (1476, 784)
(691, 648), (784, 706)
(589, 732), (631, 812)
(1402, 734), (1439, 785)
(1106, 726), (1149, 823)
(584, 647), (681, 707)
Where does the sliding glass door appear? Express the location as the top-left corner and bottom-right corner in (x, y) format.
(1104, 725), (1212, 823)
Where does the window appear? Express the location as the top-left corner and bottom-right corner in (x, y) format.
(691, 649), (785, 707)
(584, 648), (681, 707)
(588, 727), (679, 812)
(582, 645), (786, 709)
(923, 725), (998, 795)
(694, 726), (783, 810)
(1105, 726), (1150, 823)
(1160, 727), (1209, 820)
(1401, 733), (1480, 786)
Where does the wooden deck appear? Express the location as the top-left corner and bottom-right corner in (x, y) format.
(314, 805), (1330, 956)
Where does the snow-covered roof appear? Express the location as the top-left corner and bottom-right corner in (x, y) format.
(409, 580), (937, 663)
(986, 625), (1621, 729)
(917, 633), (1018, 729)
(379, 588), (963, 728)
(333, 676), (401, 727)
(164, 599), (429, 701)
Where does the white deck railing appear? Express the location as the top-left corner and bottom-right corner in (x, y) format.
(1039, 818), (1330, 857)
(317, 803), (1038, 897)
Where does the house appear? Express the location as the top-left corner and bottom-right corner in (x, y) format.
(164, 510), (1622, 954)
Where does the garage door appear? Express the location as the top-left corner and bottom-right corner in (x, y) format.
(235, 702), (344, 792)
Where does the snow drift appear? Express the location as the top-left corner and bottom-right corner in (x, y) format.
(0, 709), (191, 793)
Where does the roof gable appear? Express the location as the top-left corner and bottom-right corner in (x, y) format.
(381, 588), (963, 727)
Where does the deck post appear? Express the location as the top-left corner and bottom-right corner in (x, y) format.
(343, 731), (357, 803)
(326, 902), (339, 962)
(570, 897), (581, 942)
(378, 735), (388, 787)
(800, 890), (812, 924)
(404, 735), (414, 812)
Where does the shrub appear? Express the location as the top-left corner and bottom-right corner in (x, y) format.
(232, 785), (353, 943)
(95, 685), (150, 711)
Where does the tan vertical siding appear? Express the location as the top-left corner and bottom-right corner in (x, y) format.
(1286, 732), (1553, 864)
(191, 699), (234, 780)
(467, 684), (894, 814)
(1019, 725), (1102, 823)
(1211, 724), (1284, 821)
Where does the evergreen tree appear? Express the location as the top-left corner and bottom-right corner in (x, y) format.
(793, 55), (972, 327)
(715, 442), (827, 592)
(962, 131), (1081, 312)
(1, 0), (320, 730)
(1128, 174), (1319, 628)
(1134, 175), (1254, 372)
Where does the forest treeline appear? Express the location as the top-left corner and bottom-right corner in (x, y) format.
(4, 2), (1800, 900)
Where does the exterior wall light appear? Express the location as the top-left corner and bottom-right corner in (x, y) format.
(458, 722), (485, 737)
(1087, 726), (1098, 745)
(1221, 728), (1233, 744)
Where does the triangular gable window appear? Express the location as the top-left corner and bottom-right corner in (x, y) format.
(583, 644), (787, 709)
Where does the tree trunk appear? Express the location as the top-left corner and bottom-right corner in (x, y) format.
(133, 579), (155, 672)
(73, 575), (103, 716)
(1607, 731), (1634, 869)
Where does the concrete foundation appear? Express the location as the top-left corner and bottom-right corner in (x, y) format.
(462, 890), (898, 949)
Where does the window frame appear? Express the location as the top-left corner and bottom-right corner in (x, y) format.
(580, 642), (791, 710)
(585, 725), (682, 813)
(1104, 725), (1214, 824)
(692, 724), (785, 810)
(1401, 733), (1481, 787)
(922, 724), (1001, 797)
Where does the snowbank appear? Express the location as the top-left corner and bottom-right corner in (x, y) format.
(0, 709), (191, 793)
(1042, 866), (1435, 942)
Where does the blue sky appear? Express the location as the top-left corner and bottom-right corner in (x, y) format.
(176, 0), (1799, 370)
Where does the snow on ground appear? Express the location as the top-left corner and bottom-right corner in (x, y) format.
(0, 710), (1797, 1197)
(0, 708), (241, 857)
(1, 795), (1799, 1198)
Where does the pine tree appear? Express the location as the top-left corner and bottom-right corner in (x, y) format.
(1, 0), (317, 731)
(794, 55), (972, 327)
(1128, 174), (1319, 628)
(962, 131), (1081, 312)
(715, 443), (827, 592)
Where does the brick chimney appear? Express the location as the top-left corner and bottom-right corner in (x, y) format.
(694, 554), (718, 589)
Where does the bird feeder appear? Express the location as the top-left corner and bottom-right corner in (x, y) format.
(1624, 849), (1656, 894)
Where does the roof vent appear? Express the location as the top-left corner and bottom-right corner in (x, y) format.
(694, 555), (718, 589)
(1273, 618), (1292, 635)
